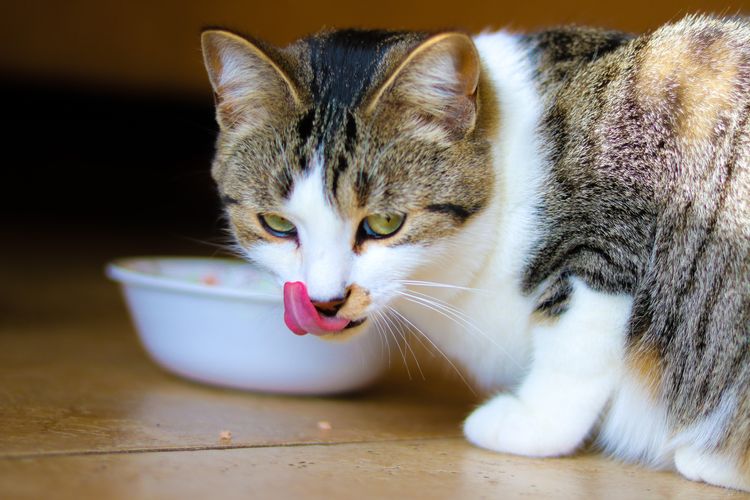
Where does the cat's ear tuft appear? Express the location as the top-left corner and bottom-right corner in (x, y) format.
(201, 30), (300, 131)
(366, 32), (480, 139)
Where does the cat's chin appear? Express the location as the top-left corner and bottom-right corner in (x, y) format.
(318, 318), (368, 342)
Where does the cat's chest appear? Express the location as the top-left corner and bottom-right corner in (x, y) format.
(394, 268), (536, 391)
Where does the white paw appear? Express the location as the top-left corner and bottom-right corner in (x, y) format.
(674, 447), (750, 492)
(463, 394), (583, 457)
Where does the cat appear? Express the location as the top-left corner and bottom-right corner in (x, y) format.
(200, 15), (750, 491)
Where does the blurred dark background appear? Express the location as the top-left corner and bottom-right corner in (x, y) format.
(2, 0), (748, 252)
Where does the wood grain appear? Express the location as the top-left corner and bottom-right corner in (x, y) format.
(2, 440), (746, 500)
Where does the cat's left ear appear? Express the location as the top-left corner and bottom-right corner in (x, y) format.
(366, 33), (480, 139)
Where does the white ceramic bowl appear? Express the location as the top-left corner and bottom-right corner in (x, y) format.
(106, 257), (388, 395)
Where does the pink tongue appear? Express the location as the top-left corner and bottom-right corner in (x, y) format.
(283, 281), (350, 336)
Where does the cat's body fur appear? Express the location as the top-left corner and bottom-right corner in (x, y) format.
(201, 15), (750, 491)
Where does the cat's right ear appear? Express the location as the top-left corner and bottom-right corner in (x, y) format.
(201, 30), (300, 131)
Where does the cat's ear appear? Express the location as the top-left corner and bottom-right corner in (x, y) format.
(201, 30), (300, 131)
(366, 32), (480, 139)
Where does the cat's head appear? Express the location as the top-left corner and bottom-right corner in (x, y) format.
(201, 28), (496, 338)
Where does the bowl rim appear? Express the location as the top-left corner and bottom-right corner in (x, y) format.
(106, 256), (282, 303)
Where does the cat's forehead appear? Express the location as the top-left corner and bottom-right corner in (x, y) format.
(286, 29), (427, 162)
(215, 28), (489, 220)
(255, 30), (434, 210)
(294, 29), (425, 117)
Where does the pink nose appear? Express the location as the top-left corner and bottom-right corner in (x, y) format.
(283, 282), (350, 336)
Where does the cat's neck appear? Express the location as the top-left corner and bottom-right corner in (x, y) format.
(397, 32), (546, 388)
(414, 32), (545, 295)
(474, 31), (546, 280)
(412, 32), (544, 296)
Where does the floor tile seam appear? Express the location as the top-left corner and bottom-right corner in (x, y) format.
(0, 435), (465, 461)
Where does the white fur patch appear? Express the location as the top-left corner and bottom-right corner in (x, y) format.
(283, 152), (353, 301)
(394, 32), (547, 390)
(598, 374), (672, 468)
(464, 279), (633, 457)
(674, 447), (749, 491)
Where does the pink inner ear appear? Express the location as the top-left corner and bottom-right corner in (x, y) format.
(283, 281), (349, 336)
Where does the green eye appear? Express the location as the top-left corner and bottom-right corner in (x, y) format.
(259, 213), (297, 237)
(362, 213), (405, 238)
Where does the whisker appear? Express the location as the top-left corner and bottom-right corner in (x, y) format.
(382, 308), (425, 381)
(403, 289), (475, 319)
(398, 279), (493, 295)
(370, 312), (392, 369)
(385, 305), (476, 396)
(396, 291), (523, 371)
(387, 307), (436, 359)
(371, 313), (387, 363)
(378, 310), (412, 379)
(172, 233), (238, 257)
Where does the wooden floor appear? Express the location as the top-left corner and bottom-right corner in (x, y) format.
(1, 229), (746, 499)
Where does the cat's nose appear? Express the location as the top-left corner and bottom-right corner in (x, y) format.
(311, 290), (349, 317)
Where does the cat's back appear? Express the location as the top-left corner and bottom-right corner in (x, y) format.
(630, 15), (750, 422)
(519, 16), (750, 293)
(632, 15), (750, 266)
(518, 15), (750, 471)
(636, 16), (750, 197)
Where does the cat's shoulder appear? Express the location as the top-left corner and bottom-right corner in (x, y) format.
(636, 15), (750, 89)
(644, 14), (750, 50)
(635, 15), (750, 141)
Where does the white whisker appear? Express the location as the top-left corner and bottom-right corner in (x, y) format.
(385, 305), (476, 395)
(381, 309), (425, 380)
(371, 312), (391, 369)
(398, 279), (493, 295)
(396, 290), (523, 371)
(376, 310), (410, 378)
(387, 308), (436, 359)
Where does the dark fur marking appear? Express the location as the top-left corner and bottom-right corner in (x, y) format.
(331, 153), (349, 199)
(535, 275), (574, 317)
(538, 243), (619, 283)
(276, 168), (294, 200)
(628, 291), (654, 342)
(690, 25), (724, 56)
(354, 170), (371, 208)
(531, 28), (633, 64)
(297, 109), (315, 142)
(662, 100), (748, 351)
(345, 112), (358, 153)
(543, 103), (568, 165)
(308, 30), (407, 122)
(686, 109), (745, 358)
(337, 153), (349, 173)
(424, 203), (474, 221)
(220, 194), (239, 205)
(295, 109), (316, 171)
(304, 30), (414, 192)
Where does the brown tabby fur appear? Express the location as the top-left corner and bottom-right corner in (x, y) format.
(202, 14), (750, 487)
(523, 17), (750, 465)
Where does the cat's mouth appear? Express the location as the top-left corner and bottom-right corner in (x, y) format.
(344, 318), (366, 329)
(283, 281), (365, 336)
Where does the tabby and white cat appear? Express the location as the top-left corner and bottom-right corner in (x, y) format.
(201, 15), (750, 491)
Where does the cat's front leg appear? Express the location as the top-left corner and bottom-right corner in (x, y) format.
(464, 279), (633, 457)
